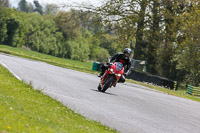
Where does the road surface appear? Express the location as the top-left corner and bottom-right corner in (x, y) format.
(1, 53), (200, 133)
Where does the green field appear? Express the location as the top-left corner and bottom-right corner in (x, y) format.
(0, 65), (117, 133)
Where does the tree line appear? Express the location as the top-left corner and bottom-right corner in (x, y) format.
(95, 0), (200, 86)
(0, 0), (121, 62)
(0, 0), (200, 86)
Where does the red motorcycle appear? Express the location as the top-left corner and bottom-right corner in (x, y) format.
(98, 62), (124, 92)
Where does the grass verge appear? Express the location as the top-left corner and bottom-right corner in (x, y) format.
(0, 45), (96, 74)
(0, 65), (117, 133)
(0, 44), (200, 103)
(127, 79), (200, 102)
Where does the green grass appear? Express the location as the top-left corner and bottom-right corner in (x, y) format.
(0, 44), (200, 103)
(127, 79), (200, 102)
(0, 65), (117, 133)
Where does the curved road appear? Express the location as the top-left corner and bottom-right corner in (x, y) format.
(1, 53), (200, 133)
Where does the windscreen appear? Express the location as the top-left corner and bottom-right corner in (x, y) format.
(116, 62), (123, 71)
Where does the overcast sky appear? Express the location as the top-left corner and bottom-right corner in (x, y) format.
(10, 0), (105, 8)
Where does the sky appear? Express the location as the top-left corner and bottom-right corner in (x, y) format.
(9, 0), (105, 8)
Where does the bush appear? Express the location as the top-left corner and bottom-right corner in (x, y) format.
(66, 37), (90, 62)
(91, 47), (110, 62)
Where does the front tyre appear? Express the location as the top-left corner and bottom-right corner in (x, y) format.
(101, 76), (116, 92)
(98, 83), (102, 91)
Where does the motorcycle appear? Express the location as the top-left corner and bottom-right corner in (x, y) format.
(98, 62), (124, 92)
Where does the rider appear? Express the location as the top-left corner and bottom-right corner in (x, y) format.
(98, 48), (132, 83)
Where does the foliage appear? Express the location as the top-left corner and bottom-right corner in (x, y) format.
(33, 0), (43, 15)
(175, 1), (200, 86)
(27, 2), (34, 12)
(25, 13), (63, 56)
(45, 4), (59, 15)
(99, 34), (119, 56)
(54, 10), (82, 40)
(1, 0), (200, 85)
(0, 8), (8, 43)
(0, 0), (9, 7)
(0, 45), (93, 73)
(18, 0), (29, 13)
(96, 0), (200, 86)
(53, 10), (111, 62)
(91, 47), (110, 62)
(0, 7), (28, 47)
(66, 38), (90, 62)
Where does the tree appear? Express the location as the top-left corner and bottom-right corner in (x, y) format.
(96, 0), (138, 49)
(54, 10), (82, 40)
(99, 34), (119, 56)
(66, 38), (90, 62)
(25, 13), (64, 56)
(95, 0), (197, 82)
(0, 7), (8, 43)
(0, 7), (28, 47)
(154, 0), (190, 79)
(175, 1), (200, 86)
(133, 0), (149, 60)
(0, 0), (9, 7)
(28, 2), (35, 12)
(5, 19), (19, 46)
(144, 0), (161, 74)
(45, 4), (59, 15)
(18, 0), (29, 13)
(34, 0), (43, 15)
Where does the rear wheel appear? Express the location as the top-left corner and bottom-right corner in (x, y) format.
(101, 75), (116, 92)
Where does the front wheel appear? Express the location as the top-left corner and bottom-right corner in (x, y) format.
(98, 83), (102, 91)
(101, 75), (116, 92)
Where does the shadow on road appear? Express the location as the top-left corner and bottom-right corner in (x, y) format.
(91, 89), (118, 96)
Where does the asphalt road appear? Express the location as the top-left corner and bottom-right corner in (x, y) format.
(1, 53), (200, 133)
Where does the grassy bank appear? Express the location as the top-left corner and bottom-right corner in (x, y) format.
(0, 45), (200, 103)
(0, 45), (95, 74)
(0, 65), (117, 133)
(127, 79), (200, 102)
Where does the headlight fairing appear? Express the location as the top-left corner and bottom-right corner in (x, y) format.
(115, 74), (121, 77)
(110, 68), (114, 73)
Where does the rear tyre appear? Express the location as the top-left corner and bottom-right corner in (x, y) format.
(101, 76), (116, 92)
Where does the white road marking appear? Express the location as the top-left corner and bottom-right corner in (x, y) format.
(0, 61), (22, 81)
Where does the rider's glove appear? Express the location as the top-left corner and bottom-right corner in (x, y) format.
(106, 62), (110, 65)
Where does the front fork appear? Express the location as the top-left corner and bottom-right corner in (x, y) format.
(101, 73), (120, 87)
